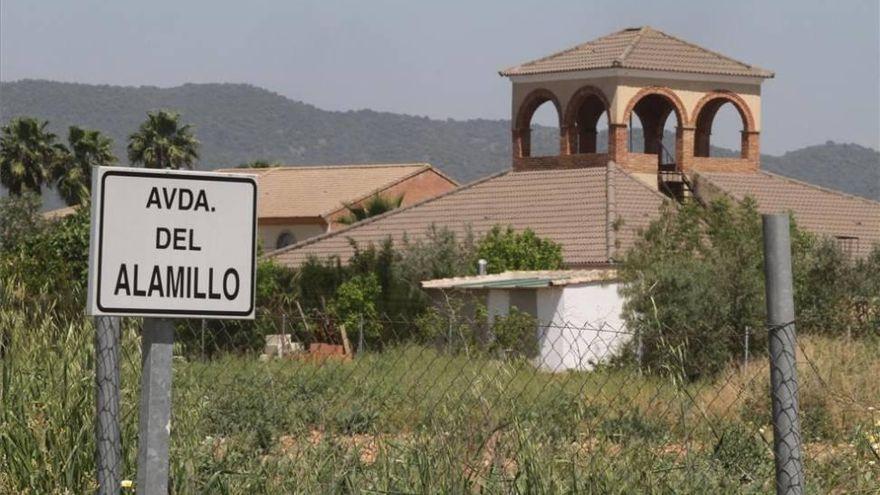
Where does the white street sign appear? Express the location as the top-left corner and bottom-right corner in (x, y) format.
(86, 167), (257, 319)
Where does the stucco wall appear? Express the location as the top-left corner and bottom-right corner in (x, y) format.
(534, 282), (629, 372)
(259, 221), (327, 252)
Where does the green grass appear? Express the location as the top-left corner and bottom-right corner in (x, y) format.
(1, 307), (878, 494)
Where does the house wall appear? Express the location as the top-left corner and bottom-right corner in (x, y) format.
(534, 282), (629, 372)
(259, 220), (327, 252)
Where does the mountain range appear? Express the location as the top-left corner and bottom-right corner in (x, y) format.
(1, 80), (877, 210)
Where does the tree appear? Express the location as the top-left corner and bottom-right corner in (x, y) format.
(52, 126), (116, 206)
(127, 110), (199, 170)
(338, 193), (404, 225)
(616, 197), (849, 380)
(475, 225), (564, 273)
(0, 117), (63, 196)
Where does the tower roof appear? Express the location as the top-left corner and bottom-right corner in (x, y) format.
(500, 26), (774, 78)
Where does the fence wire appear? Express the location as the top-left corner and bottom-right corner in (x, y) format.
(83, 305), (877, 494)
(3, 302), (876, 494)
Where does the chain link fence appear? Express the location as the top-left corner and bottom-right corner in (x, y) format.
(80, 305), (875, 493)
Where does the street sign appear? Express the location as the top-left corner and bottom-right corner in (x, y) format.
(87, 167), (257, 319)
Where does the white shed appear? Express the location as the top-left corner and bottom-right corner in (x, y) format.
(422, 270), (630, 372)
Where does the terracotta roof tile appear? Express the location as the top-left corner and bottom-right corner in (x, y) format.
(216, 163), (441, 219)
(268, 166), (667, 267)
(695, 171), (880, 257)
(500, 26), (773, 78)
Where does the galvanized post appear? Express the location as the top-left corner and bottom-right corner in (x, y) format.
(136, 318), (175, 495)
(357, 314), (364, 355)
(744, 326), (750, 369)
(95, 316), (121, 495)
(200, 319), (206, 358)
(280, 313), (287, 358)
(762, 214), (805, 495)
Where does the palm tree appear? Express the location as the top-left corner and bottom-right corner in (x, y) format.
(338, 193), (404, 225)
(0, 117), (61, 195)
(127, 110), (199, 170)
(52, 126), (116, 206)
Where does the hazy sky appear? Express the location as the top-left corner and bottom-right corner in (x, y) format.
(1, 0), (878, 154)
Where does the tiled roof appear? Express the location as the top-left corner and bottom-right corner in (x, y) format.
(217, 163), (445, 219)
(695, 171), (880, 257)
(500, 26), (773, 78)
(267, 166), (667, 268)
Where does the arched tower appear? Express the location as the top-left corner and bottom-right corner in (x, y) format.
(500, 26), (773, 179)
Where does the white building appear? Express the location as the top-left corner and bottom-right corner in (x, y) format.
(422, 270), (630, 372)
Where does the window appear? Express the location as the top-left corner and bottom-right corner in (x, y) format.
(835, 236), (859, 259)
(276, 231), (296, 249)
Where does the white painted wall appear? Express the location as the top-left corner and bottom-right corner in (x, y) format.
(486, 289), (510, 327)
(534, 282), (630, 372)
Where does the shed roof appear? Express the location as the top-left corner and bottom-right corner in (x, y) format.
(421, 269), (619, 290)
(500, 26), (773, 78)
(217, 163), (453, 219)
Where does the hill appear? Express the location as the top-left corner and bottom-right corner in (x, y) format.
(1, 80), (877, 209)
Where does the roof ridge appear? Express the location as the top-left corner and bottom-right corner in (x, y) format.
(615, 26), (648, 66)
(265, 169), (512, 259)
(499, 28), (637, 76)
(649, 28), (774, 77)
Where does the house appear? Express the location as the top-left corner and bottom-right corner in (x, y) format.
(267, 26), (879, 267)
(422, 269), (628, 372)
(218, 163), (457, 250)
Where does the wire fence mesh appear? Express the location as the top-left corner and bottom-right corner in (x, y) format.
(80, 305), (879, 493)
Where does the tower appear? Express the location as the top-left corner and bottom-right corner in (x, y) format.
(500, 26), (773, 185)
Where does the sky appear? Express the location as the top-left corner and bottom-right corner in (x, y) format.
(1, 0), (878, 155)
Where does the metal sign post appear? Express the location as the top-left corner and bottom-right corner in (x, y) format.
(86, 167), (257, 493)
(136, 319), (174, 495)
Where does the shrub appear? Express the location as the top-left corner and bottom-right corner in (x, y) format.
(476, 225), (563, 273)
(331, 273), (383, 343)
(618, 197), (873, 380)
(490, 308), (539, 359)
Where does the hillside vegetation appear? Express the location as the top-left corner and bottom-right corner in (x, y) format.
(1, 80), (877, 209)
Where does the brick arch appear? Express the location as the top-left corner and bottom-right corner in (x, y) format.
(562, 86), (610, 154)
(623, 86), (688, 128)
(513, 88), (563, 158)
(691, 91), (756, 157)
(691, 90), (755, 132)
(623, 87), (687, 157)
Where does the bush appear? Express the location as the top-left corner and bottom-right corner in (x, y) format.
(490, 308), (539, 359)
(476, 225), (563, 273)
(618, 197), (875, 380)
(331, 273), (383, 343)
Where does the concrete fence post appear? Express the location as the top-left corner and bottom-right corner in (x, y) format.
(762, 213), (805, 495)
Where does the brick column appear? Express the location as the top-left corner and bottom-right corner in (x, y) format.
(578, 128), (598, 154)
(608, 123), (628, 164)
(513, 128), (531, 159)
(742, 130), (760, 166)
(559, 125), (572, 156)
(694, 129), (711, 157)
(678, 126), (695, 171)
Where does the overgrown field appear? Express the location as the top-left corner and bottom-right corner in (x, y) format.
(1, 307), (878, 494)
